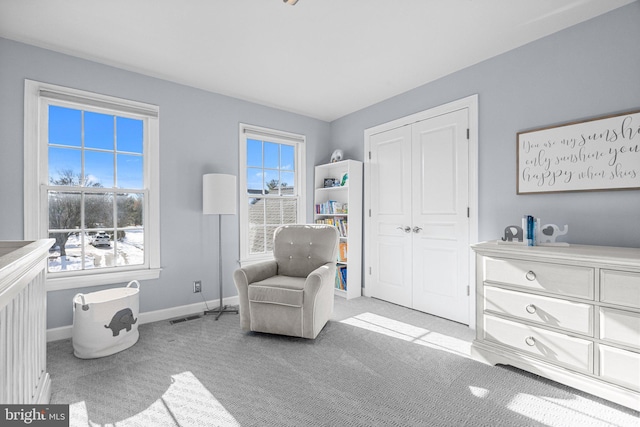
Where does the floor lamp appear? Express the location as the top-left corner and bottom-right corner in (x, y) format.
(203, 173), (239, 320)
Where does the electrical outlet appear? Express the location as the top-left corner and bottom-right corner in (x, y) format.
(193, 280), (202, 293)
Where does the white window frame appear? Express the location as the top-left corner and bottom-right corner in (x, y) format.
(239, 123), (306, 265)
(24, 80), (161, 290)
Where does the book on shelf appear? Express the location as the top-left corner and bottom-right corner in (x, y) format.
(339, 242), (348, 262)
(335, 265), (347, 291)
(335, 267), (343, 290)
(315, 217), (348, 238)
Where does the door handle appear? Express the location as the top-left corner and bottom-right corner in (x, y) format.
(413, 226), (423, 233)
(396, 226), (411, 233)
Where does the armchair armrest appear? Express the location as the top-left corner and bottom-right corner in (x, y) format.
(304, 262), (336, 293)
(234, 260), (278, 286)
(310, 261), (336, 280)
(303, 262), (337, 338)
(233, 260), (278, 331)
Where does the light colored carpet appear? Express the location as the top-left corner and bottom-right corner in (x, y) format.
(47, 296), (639, 426)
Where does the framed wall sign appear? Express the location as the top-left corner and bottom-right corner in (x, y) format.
(517, 110), (640, 194)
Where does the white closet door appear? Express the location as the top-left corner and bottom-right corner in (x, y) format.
(369, 125), (413, 307)
(411, 109), (469, 324)
(368, 108), (470, 325)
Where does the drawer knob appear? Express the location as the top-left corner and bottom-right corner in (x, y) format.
(525, 336), (536, 346)
(525, 304), (537, 314)
(525, 271), (536, 281)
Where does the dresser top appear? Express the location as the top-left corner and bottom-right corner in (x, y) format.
(471, 241), (640, 268)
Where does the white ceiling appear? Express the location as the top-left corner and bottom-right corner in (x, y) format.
(0, 0), (635, 121)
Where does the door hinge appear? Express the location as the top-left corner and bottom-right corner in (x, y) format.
(369, 151), (372, 160)
(467, 207), (470, 218)
(466, 128), (470, 140)
(369, 209), (372, 217)
(369, 266), (372, 275)
(467, 286), (470, 296)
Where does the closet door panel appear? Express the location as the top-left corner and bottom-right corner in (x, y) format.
(369, 126), (413, 307)
(417, 124), (457, 214)
(412, 109), (470, 324)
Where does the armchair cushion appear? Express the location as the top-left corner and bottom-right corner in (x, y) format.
(248, 276), (305, 307)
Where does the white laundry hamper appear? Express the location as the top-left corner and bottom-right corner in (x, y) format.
(72, 280), (140, 359)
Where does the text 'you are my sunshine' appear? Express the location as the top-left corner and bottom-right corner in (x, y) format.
(520, 114), (640, 191)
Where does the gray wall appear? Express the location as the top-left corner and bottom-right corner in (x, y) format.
(0, 38), (331, 329)
(330, 3), (640, 248)
(2, 3), (639, 330)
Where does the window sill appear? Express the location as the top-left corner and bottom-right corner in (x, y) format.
(46, 267), (162, 291)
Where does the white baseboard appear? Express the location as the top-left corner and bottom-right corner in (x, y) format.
(46, 296), (240, 342)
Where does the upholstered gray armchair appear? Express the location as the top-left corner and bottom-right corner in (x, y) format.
(233, 224), (339, 339)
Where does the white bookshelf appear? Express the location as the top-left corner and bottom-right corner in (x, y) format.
(314, 160), (362, 299)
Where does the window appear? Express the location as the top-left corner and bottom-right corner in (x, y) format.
(24, 80), (160, 290)
(239, 124), (305, 264)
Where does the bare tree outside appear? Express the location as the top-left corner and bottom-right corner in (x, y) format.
(49, 169), (105, 256)
(266, 179), (282, 192)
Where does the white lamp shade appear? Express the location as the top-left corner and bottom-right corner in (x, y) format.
(203, 174), (237, 215)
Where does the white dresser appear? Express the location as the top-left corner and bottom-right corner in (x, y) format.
(471, 241), (640, 411)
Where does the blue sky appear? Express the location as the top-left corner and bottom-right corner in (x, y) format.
(48, 105), (143, 189)
(246, 139), (295, 193)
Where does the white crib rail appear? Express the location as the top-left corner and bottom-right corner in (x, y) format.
(0, 239), (54, 404)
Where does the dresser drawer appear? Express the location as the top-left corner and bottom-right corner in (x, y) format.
(484, 257), (594, 299)
(599, 345), (640, 391)
(600, 307), (640, 349)
(483, 315), (593, 373)
(485, 286), (593, 336)
(600, 270), (640, 309)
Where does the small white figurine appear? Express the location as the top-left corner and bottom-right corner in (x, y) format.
(330, 149), (344, 163)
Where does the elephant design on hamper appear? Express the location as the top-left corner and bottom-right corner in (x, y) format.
(105, 308), (138, 336)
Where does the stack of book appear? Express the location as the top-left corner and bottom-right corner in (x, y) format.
(315, 217), (348, 237)
(315, 200), (347, 214)
(335, 265), (347, 291)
